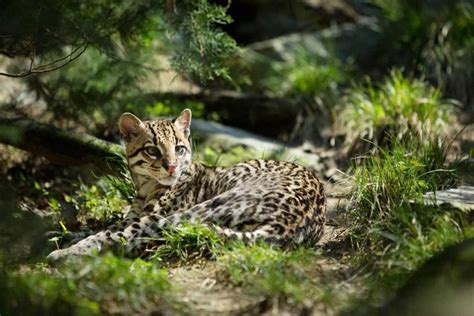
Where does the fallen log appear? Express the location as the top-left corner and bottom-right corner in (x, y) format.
(0, 116), (125, 174)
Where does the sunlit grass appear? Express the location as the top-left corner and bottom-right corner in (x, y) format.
(49, 175), (131, 226)
(47, 173), (134, 250)
(346, 134), (470, 304)
(341, 70), (455, 147)
(150, 223), (225, 265)
(352, 137), (455, 236)
(219, 243), (327, 307)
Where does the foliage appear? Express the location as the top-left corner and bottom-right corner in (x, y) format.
(0, 254), (179, 315)
(341, 70), (454, 145)
(45, 173), (133, 253)
(165, 0), (238, 82)
(370, 0), (474, 107)
(151, 223), (225, 265)
(1, 0), (237, 80)
(1, 0), (238, 128)
(371, 0), (474, 56)
(143, 99), (207, 118)
(75, 179), (126, 222)
(1, 0), (158, 64)
(23, 47), (150, 127)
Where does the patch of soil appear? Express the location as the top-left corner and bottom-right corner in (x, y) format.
(170, 263), (267, 315)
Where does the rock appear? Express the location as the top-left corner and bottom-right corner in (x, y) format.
(247, 17), (380, 66)
(192, 118), (324, 170)
(421, 186), (474, 211)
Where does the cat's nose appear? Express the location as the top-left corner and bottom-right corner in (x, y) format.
(167, 164), (177, 175)
(162, 161), (177, 175)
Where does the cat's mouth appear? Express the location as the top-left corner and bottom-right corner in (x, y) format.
(157, 173), (180, 186)
(161, 174), (178, 180)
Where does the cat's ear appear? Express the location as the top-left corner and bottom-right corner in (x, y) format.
(119, 112), (145, 141)
(174, 109), (192, 138)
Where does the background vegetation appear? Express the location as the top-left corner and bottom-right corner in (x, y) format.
(0, 0), (473, 315)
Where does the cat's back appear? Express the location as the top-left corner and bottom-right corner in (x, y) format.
(217, 159), (322, 185)
(203, 159), (324, 207)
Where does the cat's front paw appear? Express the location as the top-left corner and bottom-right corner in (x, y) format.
(47, 247), (89, 264)
(46, 249), (70, 264)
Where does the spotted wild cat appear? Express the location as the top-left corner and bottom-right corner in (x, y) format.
(47, 109), (326, 261)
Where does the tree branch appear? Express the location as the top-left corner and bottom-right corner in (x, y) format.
(0, 44), (88, 78)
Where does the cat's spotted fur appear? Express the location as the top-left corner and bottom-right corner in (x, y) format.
(47, 109), (326, 262)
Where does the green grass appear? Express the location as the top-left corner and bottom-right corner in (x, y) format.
(0, 254), (180, 315)
(349, 135), (456, 248)
(351, 210), (474, 312)
(48, 174), (134, 227)
(219, 243), (327, 308)
(347, 134), (471, 305)
(148, 225), (338, 309)
(150, 223), (225, 265)
(46, 173), (135, 255)
(341, 70), (454, 146)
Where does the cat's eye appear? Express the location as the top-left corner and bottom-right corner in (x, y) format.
(145, 147), (161, 158)
(175, 145), (187, 156)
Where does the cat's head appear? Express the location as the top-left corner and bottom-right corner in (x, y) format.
(118, 109), (192, 186)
